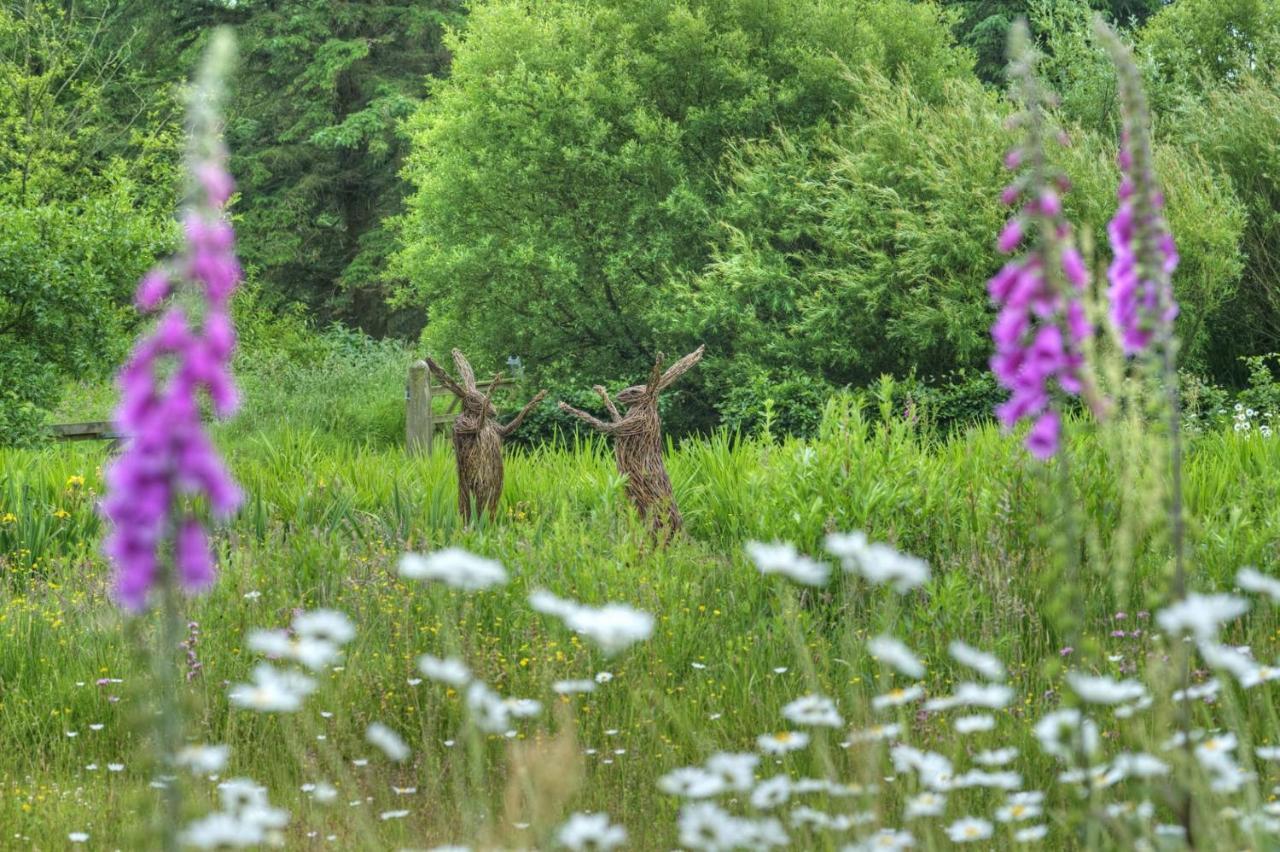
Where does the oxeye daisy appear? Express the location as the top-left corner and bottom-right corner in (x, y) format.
(757, 731), (810, 754)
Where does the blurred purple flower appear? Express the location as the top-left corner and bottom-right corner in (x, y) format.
(1102, 31), (1178, 356)
(101, 85), (241, 611)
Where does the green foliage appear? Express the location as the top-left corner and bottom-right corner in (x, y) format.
(394, 0), (970, 419)
(0, 2), (174, 445)
(222, 0), (462, 335)
(1141, 0), (1280, 91)
(680, 72), (1243, 404)
(1173, 73), (1280, 381)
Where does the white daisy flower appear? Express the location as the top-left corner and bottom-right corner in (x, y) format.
(228, 664), (316, 713)
(848, 723), (901, 743)
(556, 812), (627, 851)
(658, 767), (727, 799)
(678, 802), (746, 850)
(995, 799), (1041, 822)
(974, 747), (1019, 766)
(745, 541), (831, 586)
(176, 744), (230, 775)
(1066, 672), (1148, 705)
(946, 817), (993, 843)
(924, 682), (1014, 711)
(398, 548), (508, 590)
(757, 731), (810, 754)
(847, 828), (915, 850)
(365, 723), (410, 763)
(292, 609), (355, 645)
(782, 694), (843, 727)
(1034, 709), (1099, 761)
(948, 641), (1006, 681)
(1237, 567), (1280, 602)
(871, 686), (924, 711)
(904, 791), (947, 819)
(833, 537), (930, 592)
(465, 682), (512, 733)
(246, 629), (341, 671)
(954, 714), (995, 734)
(417, 655), (471, 686)
(1156, 593), (1248, 640)
(1014, 824), (1048, 842)
(1113, 752), (1170, 779)
(868, 635), (925, 678)
(953, 769), (1021, 790)
(553, 679), (597, 695)
(750, 775), (792, 810)
(705, 752), (759, 792)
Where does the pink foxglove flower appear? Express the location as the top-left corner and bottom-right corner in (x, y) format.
(1096, 25), (1179, 356)
(102, 46), (242, 611)
(987, 24), (1097, 460)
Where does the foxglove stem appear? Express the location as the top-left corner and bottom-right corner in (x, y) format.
(1095, 20), (1186, 601)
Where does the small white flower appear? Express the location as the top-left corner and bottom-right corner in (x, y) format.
(1157, 594), (1248, 641)
(782, 694), (843, 727)
(833, 536), (930, 592)
(1034, 709), (1099, 761)
(705, 752), (759, 792)
(556, 812), (627, 851)
(953, 769), (1021, 790)
(1256, 746), (1280, 761)
(505, 698), (542, 718)
(465, 682), (512, 733)
(1113, 752), (1170, 779)
(365, 723), (410, 763)
(974, 747), (1019, 766)
(1066, 672), (1148, 705)
(176, 744), (230, 775)
(228, 664), (316, 713)
(757, 731), (810, 754)
(871, 686), (924, 711)
(995, 799), (1042, 822)
(954, 714), (995, 734)
(904, 791), (947, 819)
(868, 635), (925, 678)
(750, 775), (792, 810)
(182, 812), (264, 849)
(379, 810), (410, 820)
(68, 833), (89, 843)
(247, 628), (341, 671)
(658, 767), (726, 799)
(848, 723), (901, 743)
(946, 817), (993, 843)
(398, 548), (508, 590)
(107, 762), (125, 772)
(530, 591), (654, 655)
(678, 802), (746, 850)
(924, 682), (1014, 711)
(595, 671), (614, 683)
(1014, 824), (1048, 842)
(292, 609), (355, 645)
(416, 655), (470, 686)
(1237, 567), (1280, 602)
(745, 541), (831, 586)
(848, 828), (915, 850)
(948, 641), (1006, 681)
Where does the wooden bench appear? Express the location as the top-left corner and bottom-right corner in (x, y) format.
(49, 421), (128, 451)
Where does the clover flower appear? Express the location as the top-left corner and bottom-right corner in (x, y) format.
(1095, 23), (1179, 356)
(987, 23), (1099, 460)
(101, 36), (243, 610)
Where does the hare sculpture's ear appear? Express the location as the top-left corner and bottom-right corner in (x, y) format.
(451, 348), (478, 391)
(424, 355), (467, 398)
(657, 344), (705, 392)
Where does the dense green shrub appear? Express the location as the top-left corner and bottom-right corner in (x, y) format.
(678, 73), (1243, 400)
(394, 0), (970, 420)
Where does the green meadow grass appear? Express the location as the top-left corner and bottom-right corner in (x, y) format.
(1, 398), (1279, 848)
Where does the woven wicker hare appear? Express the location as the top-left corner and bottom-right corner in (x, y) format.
(559, 345), (704, 538)
(425, 349), (547, 523)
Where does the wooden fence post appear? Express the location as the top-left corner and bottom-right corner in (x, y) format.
(406, 360), (433, 455)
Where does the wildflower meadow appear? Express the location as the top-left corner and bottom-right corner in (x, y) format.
(4, 3), (1280, 851)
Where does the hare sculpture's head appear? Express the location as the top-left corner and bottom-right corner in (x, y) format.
(451, 349), (499, 418)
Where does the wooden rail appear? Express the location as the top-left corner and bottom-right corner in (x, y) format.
(405, 360), (514, 456)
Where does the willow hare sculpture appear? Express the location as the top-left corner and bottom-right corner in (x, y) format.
(425, 349), (547, 523)
(559, 345), (704, 538)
